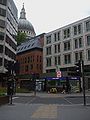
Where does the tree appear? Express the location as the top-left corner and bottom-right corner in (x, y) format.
(16, 31), (27, 45)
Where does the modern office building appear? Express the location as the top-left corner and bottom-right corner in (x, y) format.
(43, 16), (90, 89)
(0, 0), (18, 74)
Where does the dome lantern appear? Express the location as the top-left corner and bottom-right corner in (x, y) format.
(20, 3), (26, 19)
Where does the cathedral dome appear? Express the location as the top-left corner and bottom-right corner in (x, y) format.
(18, 19), (35, 32)
(18, 4), (36, 38)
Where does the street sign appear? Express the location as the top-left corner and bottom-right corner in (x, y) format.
(57, 71), (61, 77)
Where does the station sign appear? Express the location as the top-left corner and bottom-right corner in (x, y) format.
(57, 71), (61, 77)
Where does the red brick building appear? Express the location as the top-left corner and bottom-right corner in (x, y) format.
(16, 33), (45, 81)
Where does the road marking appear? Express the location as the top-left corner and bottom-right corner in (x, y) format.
(12, 97), (19, 100)
(26, 97), (36, 104)
(31, 104), (57, 118)
(63, 97), (73, 104)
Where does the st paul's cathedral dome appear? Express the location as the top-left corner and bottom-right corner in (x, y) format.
(18, 4), (36, 38)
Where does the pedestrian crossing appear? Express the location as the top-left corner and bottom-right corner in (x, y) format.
(31, 104), (57, 119)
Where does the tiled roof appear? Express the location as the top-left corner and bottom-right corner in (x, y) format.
(17, 37), (42, 54)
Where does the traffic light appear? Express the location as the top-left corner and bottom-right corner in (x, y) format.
(7, 78), (14, 95)
(6, 61), (14, 74)
(75, 60), (81, 76)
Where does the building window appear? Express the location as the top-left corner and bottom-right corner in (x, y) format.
(87, 50), (90, 60)
(74, 37), (83, 49)
(37, 56), (39, 62)
(58, 32), (60, 41)
(78, 24), (82, 34)
(46, 46), (51, 55)
(54, 33), (56, 42)
(63, 28), (70, 39)
(58, 56), (61, 65)
(54, 32), (60, 42)
(30, 56), (32, 62)
(0, 8), (6, 17)
(0, 32), (4, 40)
(79, 37), (82, 48)
(37, 64), (38, 69)
(54, 45), (57, 53)
(86, 21), (90, 32)
(74, 26), (77, 35)
(33, 56), (34, 62)
(0, 0), (7, 5)
(75, 51), (83, 62)
(58, 44), (60, 52)
(30, 64), (33, 70)
(54, 56), (57, 65)
(0, 58), (2, 66)
(46, 57), (51, 67)
(46, 35), (51, 44)
(75, 52), (79, 62)
(64, 54), (71, 64)
(87, 35), (90, 46)
(25, 65), (28, 72)
(75, 39), (78, 49)
(40, 64), (42, 70)
(25, 57), (27, 63)
(73, 24), (82, 35)
(0, 45), (3, 53)
(0, 19), (5, 28)
(54, 44), (60, 53)
(28, 57), (30, 63)
(79, 51), (83, 60)
(64, 41), (70, 51)
(54, 55), (61, 65)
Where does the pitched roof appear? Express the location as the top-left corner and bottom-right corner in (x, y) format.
(17, 36), (42, 54)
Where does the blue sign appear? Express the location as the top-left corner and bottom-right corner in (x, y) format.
(46, 77), (66, 80)
(45, 77), (80, 81)
(68, 77), (80, 80)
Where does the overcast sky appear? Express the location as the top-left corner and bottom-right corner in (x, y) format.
(14, 0), (90, 35)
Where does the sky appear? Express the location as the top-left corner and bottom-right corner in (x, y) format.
(14, 0), (90, 35)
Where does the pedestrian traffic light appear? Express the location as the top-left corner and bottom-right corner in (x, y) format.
(75, 60), (81, 76)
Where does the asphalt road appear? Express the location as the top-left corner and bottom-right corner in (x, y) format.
(0, 94), (90, 120)
(13, 95), (90, 105)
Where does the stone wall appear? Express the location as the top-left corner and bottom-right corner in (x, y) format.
(0, 96), (9, 105)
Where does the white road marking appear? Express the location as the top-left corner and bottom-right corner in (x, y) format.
(26, 97), (36, 104)
(12, 97), (19, 100)
(63, 97), (73, 104)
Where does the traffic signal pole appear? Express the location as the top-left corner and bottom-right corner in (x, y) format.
(75, 60), (86, 106)
(81, 60), (86, 106)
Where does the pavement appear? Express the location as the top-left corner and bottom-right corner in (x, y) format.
(0, 91), (90, 120)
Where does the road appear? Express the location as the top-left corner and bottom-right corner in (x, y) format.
(13, 93), (90, 105)
(0, 93), (90, 120)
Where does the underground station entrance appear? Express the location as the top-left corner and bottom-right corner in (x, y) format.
(20, 77), (81, 93)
